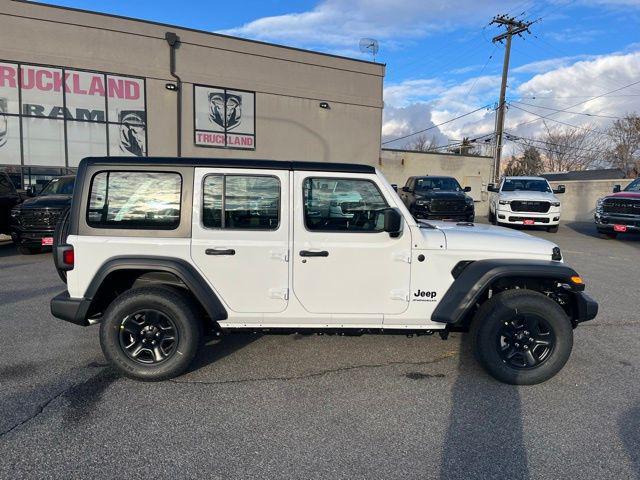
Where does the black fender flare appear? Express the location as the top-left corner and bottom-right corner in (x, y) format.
(84, 256), (228, 322)
(431, 259), (587, 326)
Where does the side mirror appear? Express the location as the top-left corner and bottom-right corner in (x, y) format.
(383, 208), (403, 238)
(613, 184), (621, 193)
(553, 185), (566, 194)
(391, 184), (398, 192)
(464, 186), (472, 192)
(487, 183), (498, 193)
(401, 186), (411, 193)
(26, 186), (36, 197)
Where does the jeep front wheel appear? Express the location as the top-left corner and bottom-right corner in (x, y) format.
(470, 289), (573, 385)
(99, 287), (202, 381)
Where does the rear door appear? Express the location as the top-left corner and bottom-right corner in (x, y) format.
(191, 168), (289, 313)
(292, 172), (412, 316)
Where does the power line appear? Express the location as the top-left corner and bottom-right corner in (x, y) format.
(509, 100), (622, 119)
(381, 104), (494, 145)
(509, 103), (613, 137)
(464, 44), (500, 99)
(504, 132), (610, 154)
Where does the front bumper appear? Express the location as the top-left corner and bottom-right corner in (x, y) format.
(595, 214), (640, 233)
(496, 208), (560, 225)
(50, 291), (91, 326)
(574, 292), (598, 324)
(10, 227), (55, 247)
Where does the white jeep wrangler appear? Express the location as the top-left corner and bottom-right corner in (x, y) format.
(51, 158), (597, 385)
(488, 176), (565, 233)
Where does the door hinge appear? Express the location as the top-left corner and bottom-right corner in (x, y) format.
(269, 288), (289, 300)
(390, 289), (410, 302)
(392, 251), (412, 263)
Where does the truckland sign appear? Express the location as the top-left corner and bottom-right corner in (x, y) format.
(194, 85), (256, 150)
(0, 62), (146, 167)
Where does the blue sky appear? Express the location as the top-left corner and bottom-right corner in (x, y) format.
(40, 0), (640, 150)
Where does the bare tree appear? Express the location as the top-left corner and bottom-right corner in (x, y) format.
(606, 114), (640, 177)
(406, 134), (438, 152)
(541, 122), (607, 172)
(504, 146), (544, 176)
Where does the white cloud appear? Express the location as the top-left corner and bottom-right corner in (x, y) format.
(512, 55), (597, 74)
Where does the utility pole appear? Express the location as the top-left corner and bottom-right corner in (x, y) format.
(491, 15), (533, 181)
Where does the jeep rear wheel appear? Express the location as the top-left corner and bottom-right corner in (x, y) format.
(99, 287), (202, 381)
(470, 289), (573, 385)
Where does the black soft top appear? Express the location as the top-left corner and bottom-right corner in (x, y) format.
(79, 157), (376, 174)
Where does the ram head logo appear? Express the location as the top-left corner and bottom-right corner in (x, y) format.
(208, 92), (242, 131)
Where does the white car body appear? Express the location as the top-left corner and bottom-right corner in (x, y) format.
(489, 176), (562, 228)
(65, 168), (561, 331)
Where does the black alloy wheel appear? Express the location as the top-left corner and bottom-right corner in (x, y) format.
(118, 309), (179, 364)
(496, 313), (555, 369)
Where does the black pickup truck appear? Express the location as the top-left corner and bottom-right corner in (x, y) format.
(399, 175), (475, 222)
(0, 172), (22, 238)
(10, 175), (75, 254)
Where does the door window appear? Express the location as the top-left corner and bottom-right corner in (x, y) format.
(202, 174), (280, 230)
(303, 178), (388, 232)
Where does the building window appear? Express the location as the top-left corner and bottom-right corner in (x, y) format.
(193, 85), (255, 150)
(202, 175), (280, 229)
(0, 61), (147, 168)
(303, 178), (389, 232)
(87, 171), (181, 229)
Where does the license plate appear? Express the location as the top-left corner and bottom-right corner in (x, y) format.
(523, 219), (535, 225)
(41, 237), (53, 246)
(613, 224), (628, 232)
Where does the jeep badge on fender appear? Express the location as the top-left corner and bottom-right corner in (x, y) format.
(50, 157), (598, 385)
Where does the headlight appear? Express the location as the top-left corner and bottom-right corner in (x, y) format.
(416, 199), (430, 206)
(551, 202), (561, 207)
(465, 197), (474, 205)
(499, 200), (510, 205)
(596, 198), (604, 213)
(10, 207), (20, 218)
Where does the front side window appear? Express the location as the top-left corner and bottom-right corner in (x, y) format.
(303, 177), (388, 232)
(87, 171), (181, 229)
(40, 176), (75, 196)
(203, 175), (280, 230)
(502, 179), (551, 193)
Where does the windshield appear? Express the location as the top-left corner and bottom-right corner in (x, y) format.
(624, 179), (640, 192)
(415, 177), (462, 192)
(40, 177), (75, 196)
(501, 179), (551, 193)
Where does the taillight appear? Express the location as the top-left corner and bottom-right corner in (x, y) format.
(62, 248), (74, 266)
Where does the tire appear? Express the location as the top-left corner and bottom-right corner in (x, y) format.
(53, 208), (71, 283)
(18, 246), (40, 255)
(469, 289), (573, 385)
(546, 225), (559, 233)
(99, 286), (202, 381)
(488, 208), (496, 224)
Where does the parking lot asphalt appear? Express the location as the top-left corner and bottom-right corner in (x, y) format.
(0, 224), (639, 480)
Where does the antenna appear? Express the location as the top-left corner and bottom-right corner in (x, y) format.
(359, 38), (379, 61)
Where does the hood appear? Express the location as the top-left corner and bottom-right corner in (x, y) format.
(499, 191), (559, 203)
(415, 190), (470, 201)
(423, 221), (558, 258)
(20, 194), (72, 209)
(608, 192), (640, 199)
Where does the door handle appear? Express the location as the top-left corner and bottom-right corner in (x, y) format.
(205, 248), (236, 256)
(299, 250), (329, 257)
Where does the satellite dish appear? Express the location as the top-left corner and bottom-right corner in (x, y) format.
(359, 38), (379, 61)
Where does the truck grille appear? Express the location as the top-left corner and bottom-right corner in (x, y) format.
(430, 199), (465, 213)
(602, 198), (640, 215)
(510, 201), (550, 213)
(20, 208), (63, 230)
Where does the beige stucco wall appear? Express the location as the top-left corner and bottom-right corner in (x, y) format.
(0, 1), (384, 164)
(547, 179), (634, 222)
(379, 149), (495, 215)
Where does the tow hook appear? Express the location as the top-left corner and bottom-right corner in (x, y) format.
(439, 329), (449, 340)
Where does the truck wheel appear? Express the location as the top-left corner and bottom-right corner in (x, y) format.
(546, 225), (559, 233)
(470, 289), (573, 385)
(488, 209), (495, 224)
(99, 286), (202, 381)
(18, 246), (40, 255)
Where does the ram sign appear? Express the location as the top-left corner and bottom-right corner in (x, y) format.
(0, 62), (147, 167)
(194, 85), (256, 150)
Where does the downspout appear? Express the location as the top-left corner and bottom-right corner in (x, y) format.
(165, 32), (182, 157)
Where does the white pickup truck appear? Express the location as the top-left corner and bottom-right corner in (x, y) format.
(50, 158), (597, 385)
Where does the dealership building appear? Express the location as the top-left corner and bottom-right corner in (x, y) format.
(0, 1), (384, 189)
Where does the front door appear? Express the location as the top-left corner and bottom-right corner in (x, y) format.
(292, 172), (412, 315)
(191, 168), (289, 313)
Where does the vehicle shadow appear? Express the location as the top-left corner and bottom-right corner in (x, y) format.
(439, 335), (529, 480)
(0, 241), (18, 258)
(564, 221), (640, 245)
(618, 404), (640, 480)
(184, 332), (262, 375)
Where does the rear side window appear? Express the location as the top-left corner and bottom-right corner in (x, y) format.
(303, 177), (388, 232)
(202, 174), (280, 230)
(87, 171), (182, 229)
